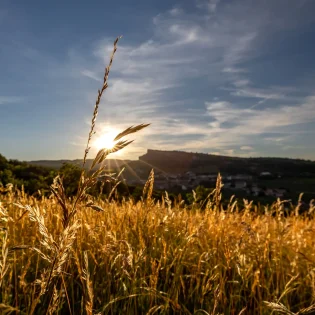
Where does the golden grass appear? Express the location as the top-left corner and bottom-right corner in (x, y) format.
(1, 188), (315, 314)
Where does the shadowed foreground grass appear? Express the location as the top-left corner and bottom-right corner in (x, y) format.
(1, 186), (315, 314)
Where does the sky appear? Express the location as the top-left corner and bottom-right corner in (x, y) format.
(1, 0), (315, 161)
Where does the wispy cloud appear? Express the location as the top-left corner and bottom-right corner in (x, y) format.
(0, 96), (23, 105)
(196, 0), (221, 13)
(222, 68), (247, 74)
(233, 79), (251, 87)
(240, 146), (254, 151)
(264, 137), (286, 143)
(205, 96), (315, 134)
(80, 70), (101, 82)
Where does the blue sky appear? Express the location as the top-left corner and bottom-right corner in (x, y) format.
(1, 0), (315, 161)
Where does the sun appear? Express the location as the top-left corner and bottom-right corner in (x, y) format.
(94, 127), (118, 151)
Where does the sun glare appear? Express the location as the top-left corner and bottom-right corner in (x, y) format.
(94, 128), (118, 151)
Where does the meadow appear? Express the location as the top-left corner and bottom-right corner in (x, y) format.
(1, 182), (315, 314)
(1, 37), (315, 314)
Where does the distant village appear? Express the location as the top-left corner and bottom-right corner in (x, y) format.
(125, 170), (288, 199)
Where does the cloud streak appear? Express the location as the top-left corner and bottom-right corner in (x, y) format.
(0, 96), (23, 105)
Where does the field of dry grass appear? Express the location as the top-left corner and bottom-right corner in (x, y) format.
(1, 184), (315, 314)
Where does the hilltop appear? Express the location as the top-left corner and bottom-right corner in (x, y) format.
(138, 149), (315, 177)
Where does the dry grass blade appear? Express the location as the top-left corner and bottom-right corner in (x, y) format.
(15, 204), (57, 253)
(192, 310), (210, 314)
(108, 181), (121, 202)
(214, 173), (223, 208)
(83, 251), (94, 315)
(50, 175), (69, 228)
(85, 203), (104, 212)
(238, 307), (247, 315)
(297, 304), (315, 314)
(99, 294), (150, 312)
(277, 274), (300, 303)
(110, 140), (134, 154)
(0, 206), (13, 223)
(0, 231), (9, 288)
(147, 305), (166, 314)
(91, 140), (134, 169)
(143, 169), (154, 203)
(0, 304), (25, 315)
(47, 286), (60, 315)
(115, 167), (125, 180)
(8, 245), (31, 253)
(82, 36), (121, 169)
(52, 220), (80, 278)
(114, 123), (150, 141)
(263, 301), (295, 315)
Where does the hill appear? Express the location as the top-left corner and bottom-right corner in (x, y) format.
(27, 150), (315, 178)
(138, 149), (315, 176)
